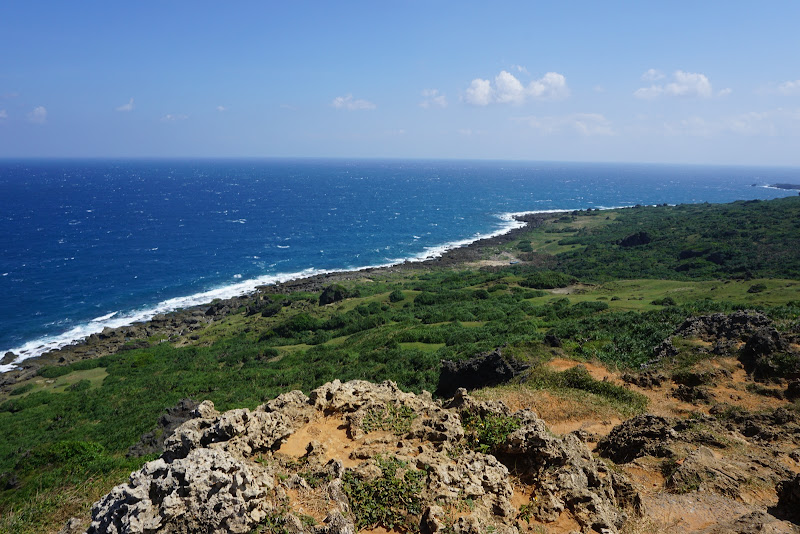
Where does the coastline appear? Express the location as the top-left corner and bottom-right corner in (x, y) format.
(0, 210), (562, 387)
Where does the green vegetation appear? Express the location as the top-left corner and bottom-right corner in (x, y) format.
(1, 196), (800, 532)
(360, 404), (417, 435)
(461, 412), (523, 454)
(342, 456), (425, 531)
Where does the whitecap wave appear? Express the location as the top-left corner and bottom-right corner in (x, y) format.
(0, 266), (332, 372)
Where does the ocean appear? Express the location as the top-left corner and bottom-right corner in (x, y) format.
(1, 158), (798, 371)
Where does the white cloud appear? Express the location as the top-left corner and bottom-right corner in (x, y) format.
(216, 105), (228, 112)
(0, 109), (7, 119)
(464, 70), (569, 106)
(419, 89), (448, 108)
(332, 94), (376, 111)
(717, 88), (733, 97)
(635, 70), (714, 99)
(161, 113), (188, 121)
(633, 86), (663, 100)
(666, 71), (712, 98)
(115, 98), (134, 112)
(778, 80), (800, 95)
(464, 79), (493, 106)
(642, 69), (665, 82)
(516, 113), (614, 136)
(27, 106), (47, 124)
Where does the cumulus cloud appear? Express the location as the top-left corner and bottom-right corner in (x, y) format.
(778, 80), (800, 95)
(464, 70), (569, 106)
(635, 70), (714, 99)
(516, 113), (614, 136)
(642, 69), (665, 82)
(27, 106), (47, 124)
(217, 105), (228, 112)
(116, 98), (134, 112)
(161, 113), (188, 121)
(332, 94), (376, 110)
(419, 89), (448, 108)
(0, 109), (7, 119)
(718, 88), (733, 97)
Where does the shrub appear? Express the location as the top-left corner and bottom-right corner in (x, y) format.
(461, 412), (523, 454)
(67, 380), (91, 392)
(747, 283), (767, 294)
(651, 296), (677, 306)
(274, 313), (322, 336)
(388, 289), (405, 303)
(37, 366), (71, 379)
(342, 456), (425, 531)
(9, 383), (35, 396)
(319, 284), (353, 305)
(519, 271), (576, 289)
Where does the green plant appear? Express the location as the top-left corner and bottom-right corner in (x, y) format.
(651, 296), (677, 306)
(461, 412), (523, 454)
(9, 384), (35, 396)
(389, 289), (406, 303)
(342, 456), (425, 531)
(361, 404), (417, 435)
(516, 502), (535, 523)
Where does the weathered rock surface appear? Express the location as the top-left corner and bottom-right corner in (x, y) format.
(673, 310), (772, 341)
(84, 380), (639, 534)
(773, 473), (800, 524)
(596, 414), (678, 463)
(436, 349), (529, 397)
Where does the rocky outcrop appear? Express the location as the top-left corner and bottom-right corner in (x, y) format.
(596, 414), (678, 463)
(673, 310), (772, 341)
(618, 231), (651, 247)
(645, 311), (800, 381)
(87, 449), (274, 534)
(773, 473), (800, 523)
(436, 350), (529, 397)
(127, 398), (200, 457)
(84, 380), (639, 534)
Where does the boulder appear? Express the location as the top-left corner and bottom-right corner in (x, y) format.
(1, 351), (17, 365)
(86, 448), (273, 534)
(773, 473), (800, 523)
(597, 414), (677, 463)
(436, 349), (529, 397)
(619, 231), (651, 247)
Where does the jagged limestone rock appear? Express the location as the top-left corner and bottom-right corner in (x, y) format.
(85, 380), (640, 534)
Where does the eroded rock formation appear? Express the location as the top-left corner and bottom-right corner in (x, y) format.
(84, 380), (640, 534)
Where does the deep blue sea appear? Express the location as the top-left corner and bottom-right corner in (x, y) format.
(1, 159), (798, 370)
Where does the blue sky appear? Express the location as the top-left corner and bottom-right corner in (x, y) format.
(1, 1), (799, 165)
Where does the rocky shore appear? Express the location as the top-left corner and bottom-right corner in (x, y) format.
(0, 212), (554, 393)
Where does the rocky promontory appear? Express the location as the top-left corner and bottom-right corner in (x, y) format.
(75, 380), (640, 534)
